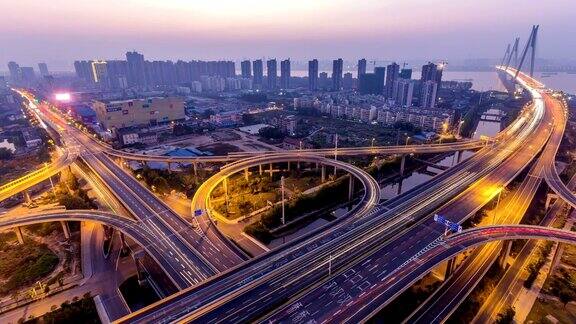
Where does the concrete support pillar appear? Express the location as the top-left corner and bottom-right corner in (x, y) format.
(223, 177), (229, 206)
(132, 250), (148, 286)
(24, 190), (32, 204)
(60, 221), (70, 239)
(244, 168), (249, 181)
(499, 241), (512, 268)
(193, 162), (198, 177)
(457, 150), (463, 163)
(348, 176), (354, 201)
(315, 162), (319, 170)
(167, 162), (172, 173)
(259, 164), (263, 175)
(14, 227), (24, 244)
(400, 154), (406, 176)
(397, 178), (404, 196)
(269, 163), (273, 177)
(445, 257), (456, 278)
(333, 165), (337, 176)
(287, 161), (290, 171)
(120, 232), (128, 250)
(545, 193), (558, 210)
(551, 243), (564, 273)
(321, 165), (326, 183)
(297, 161), (300, 170)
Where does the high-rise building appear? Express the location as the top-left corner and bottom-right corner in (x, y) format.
(421, 62), (443, 84)
(241, 60), (252, 78)
(253, 60), (263, 89)
(343, 72), (353, 90)
(7, 62), (21, 82)
(332, 58), (343, 91)
(20, 67), (35, 83)
(400, 68), (412, 79)
(280, 59), (290, 89)
(358, 73), (379, 95)
(374, 67), (386, 94)
(74, 60), (93, 84)
(393, 79), (414, 108)
(91, 60), (108, 86)
(385, 62), (400, 98)
(38, 63), (49, 77)
(319, 72), (329, 89)
(420, 80), (438, 109)
(308, 59), (319, 91)
(126, 51), (146, 87)
(358, 59), (367, 77)
(267, 59), (277, 90)
(106, 60), (129, 89)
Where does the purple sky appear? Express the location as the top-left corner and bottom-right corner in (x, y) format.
(1, 0), (574, 70)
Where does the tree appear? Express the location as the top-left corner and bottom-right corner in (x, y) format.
(152, 176), (170, 194)
(238, 199), (253, 215)
(258, 127), (285, 140)
(0, 147), (13, 160)
(559, 288), (576, 308)
(495, 306), (515, 324)
(201, 109), (215, 119)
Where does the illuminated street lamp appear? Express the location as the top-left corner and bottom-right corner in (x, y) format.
(457, 120), (464, 138)
(405, 136), (411, 146)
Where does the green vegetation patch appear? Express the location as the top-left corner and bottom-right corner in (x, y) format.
(0, 240), (59, 295)
(25, 293), (100, 324)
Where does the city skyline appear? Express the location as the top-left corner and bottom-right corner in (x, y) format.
(1, 0), (574, 70)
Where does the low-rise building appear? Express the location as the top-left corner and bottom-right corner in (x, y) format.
(92, 97), (185, 132)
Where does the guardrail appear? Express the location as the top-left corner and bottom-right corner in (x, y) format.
(0, 150), (69, 193)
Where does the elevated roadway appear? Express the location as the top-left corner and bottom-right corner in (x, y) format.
(404, 65), (565, 323)
(328, 225), (576, 324)
(0, 210), (191, 287)
(16, 91), (244, 289)
(244, 70), (552, 323)
(117, 69), (547, 323)
(0, 149), (75, 202)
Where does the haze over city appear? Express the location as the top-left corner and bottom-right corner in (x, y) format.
(1, 0), (575, 70)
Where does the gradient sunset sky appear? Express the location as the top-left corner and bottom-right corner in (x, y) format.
(1, 0), (574, 70)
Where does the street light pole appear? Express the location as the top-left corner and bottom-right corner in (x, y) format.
(405, 136), (410, 146)
(281, 176), (285, 226)
(334, 134), (338, 161)
(494, 189), (502, 224)
(457, 120), (464, 138)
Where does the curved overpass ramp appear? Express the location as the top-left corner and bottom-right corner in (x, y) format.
(0, 151), (75, 202)
(192, 152), (381, 224)
(330, 225), (576, 324)
(0, 210), (191, 288)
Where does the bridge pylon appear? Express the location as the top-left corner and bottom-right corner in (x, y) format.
(514, 25), (539, 79)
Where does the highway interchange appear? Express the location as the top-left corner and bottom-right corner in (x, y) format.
(2, 65), (575, 323)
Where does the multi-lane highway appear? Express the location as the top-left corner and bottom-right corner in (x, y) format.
(258, 67), (552, 324)
(405, 66), (567, 323)
(336, 224), (576, 322)
(0, 210), (187, 281)
(15, 92), (246, 290)
(113, 68), (548, 323)
(7, 63), (568, 324)
(472, 172), (576, 323)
